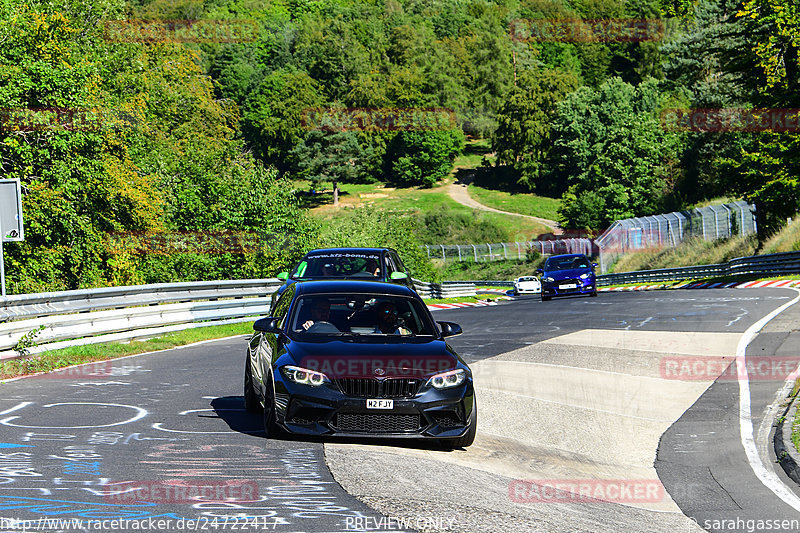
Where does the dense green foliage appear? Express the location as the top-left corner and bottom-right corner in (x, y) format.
(0, 0), (316, 292)
(2, 0), (799, 294)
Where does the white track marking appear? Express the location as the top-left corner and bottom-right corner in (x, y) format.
(738, 288), (800, 510)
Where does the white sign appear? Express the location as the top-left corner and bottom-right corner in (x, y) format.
(0, 178), (24, 242)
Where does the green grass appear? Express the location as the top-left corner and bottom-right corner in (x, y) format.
(608, 234), (759, 273)
(313, 186), (550, 243)
(468, 185), (562, 221)
(453, 138), (493, 169)
(423, 294), (503, 304)
(0, 322), (254, 380)
(762, 214), (800, 253)
(434, 257), (545, 282)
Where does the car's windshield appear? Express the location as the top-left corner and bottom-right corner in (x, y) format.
(545, 256), (591, 271)
(291, 252), (383, 279)
(289, 294), (435, 336)
(518, 277), (537, 282)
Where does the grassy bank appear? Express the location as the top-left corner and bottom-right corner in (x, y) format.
(608, 234), (759, 273)
(433, 257), (545, 282)
(468, 185), (562, 222)
(0, 322), (254, 380)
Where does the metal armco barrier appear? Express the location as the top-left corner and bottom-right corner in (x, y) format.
(596, 251), (800, 286)
(0, 279), (282, 360)
(412, 279), (477, 299)
(0, 278), (476, 360)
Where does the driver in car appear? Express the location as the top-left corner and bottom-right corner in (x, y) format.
(375, 301), (410, 335)
(301, 298), (331, 331)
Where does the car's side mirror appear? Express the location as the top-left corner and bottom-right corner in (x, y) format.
(536, 268), (543, 275)
(277, 272), (288, 282)
(438, 321), (462, 338)
(253, 317), (281, 333)
(390, 272), (408, 281)
(592, 263), (598, 268)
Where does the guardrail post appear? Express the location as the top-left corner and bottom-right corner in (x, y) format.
(486, 243), (492, 262)
(472, 244), (477, 262)
(502, 243), (507, 260)
(457, 245), (462, 262)
(425, 245), (430, 259)
(440, 245), (446, 262)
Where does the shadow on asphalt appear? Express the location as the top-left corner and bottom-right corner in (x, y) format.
(211, 395), (469, 452)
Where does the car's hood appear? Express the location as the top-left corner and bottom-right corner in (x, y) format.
(285, 337), (460, 379)
(544, 268), (592, 280)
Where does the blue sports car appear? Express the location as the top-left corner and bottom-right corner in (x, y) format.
(537, 253), (598, 301)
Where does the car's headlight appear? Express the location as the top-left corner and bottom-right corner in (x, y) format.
(281, 365), (328, 386)
(427, 369), (467, 389)
(580, 273), (592, 279)
(544, 276), (554, 283)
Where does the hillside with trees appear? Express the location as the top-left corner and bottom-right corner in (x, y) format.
(0, 0), (797, 292)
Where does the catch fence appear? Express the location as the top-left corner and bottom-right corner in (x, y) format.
(424, 239), (596, 263)
(595, 201), (757, 273)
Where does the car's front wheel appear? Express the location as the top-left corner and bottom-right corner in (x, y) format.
(541, 295), (551, 301)
(262, 372), (281, 438)
(243, 358), (261, 413)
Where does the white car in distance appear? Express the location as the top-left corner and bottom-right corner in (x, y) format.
(513, 276), (542, 295)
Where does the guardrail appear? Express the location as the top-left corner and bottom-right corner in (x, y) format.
(596, 250), (800, 286)
(413, 279), (477, 299)
(0, 278), (477, 361)
(0, 280), (282, 360)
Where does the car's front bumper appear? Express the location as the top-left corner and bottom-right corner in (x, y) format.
(541, 278), (596, 297)
(273, 378), (475, 439)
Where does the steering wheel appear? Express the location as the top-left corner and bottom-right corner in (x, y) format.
(306, 321), (340, 333)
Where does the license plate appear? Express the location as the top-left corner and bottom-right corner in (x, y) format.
(559, 283), (577, 290)
(367, 399), (393, 409)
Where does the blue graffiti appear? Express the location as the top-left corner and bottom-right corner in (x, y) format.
(0, 496), (186, 520)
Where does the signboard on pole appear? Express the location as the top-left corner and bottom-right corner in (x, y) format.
(0, 178), (24, 296)
(0, 178), (24, 242)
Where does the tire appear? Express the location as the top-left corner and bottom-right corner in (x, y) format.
(243, 358), (261, 413)
(541, 295), (551, 302)
(262, 373), (281, 438)
(441, 399), (477, 450)
(590, 291), (598, 297)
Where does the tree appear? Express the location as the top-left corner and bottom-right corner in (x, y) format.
(549, 78), (685, 229)
(242, 70), (324, 173)
(385, 129), (465, 188)
(291, 130), (372, 205)
(491, 68), (580, 192)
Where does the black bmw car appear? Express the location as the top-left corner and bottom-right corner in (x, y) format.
(244, 280), (476, 449)
(270, 247), (414, 307)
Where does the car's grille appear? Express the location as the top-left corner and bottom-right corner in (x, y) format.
(431, 412), (462, 428)
(334, 413), (420, 433)
(336, 378), (421, 398)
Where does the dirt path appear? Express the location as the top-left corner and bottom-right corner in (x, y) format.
(447, 175), (563, 234)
